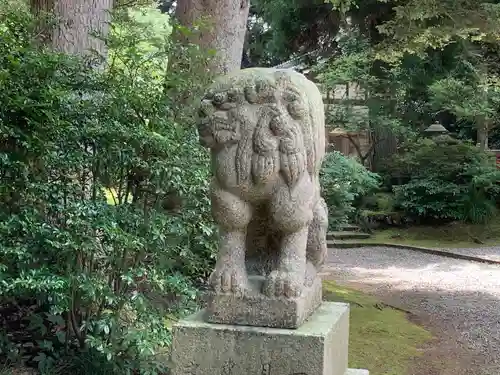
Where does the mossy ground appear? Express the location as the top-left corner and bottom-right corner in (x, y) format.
(323, 281), (432, 375)
(359, 216), (500, 249)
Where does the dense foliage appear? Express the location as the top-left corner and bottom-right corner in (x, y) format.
(320, 152), (381, 227)
(0, 4), (214, 374)
(309, 2), (500, 224)
(385, 136), (500, 223)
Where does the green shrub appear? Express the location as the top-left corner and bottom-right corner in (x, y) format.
(320, 151), (381, 227)
(386, 135), (500, 223)
(362, 192), (396, 213)
(0, 4), (214, 374)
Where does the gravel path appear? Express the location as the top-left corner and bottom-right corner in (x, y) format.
(324, 246), (500, 375)
(440, 246), (500, 262)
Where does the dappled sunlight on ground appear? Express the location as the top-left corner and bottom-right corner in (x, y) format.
(344, 261), (500, 295)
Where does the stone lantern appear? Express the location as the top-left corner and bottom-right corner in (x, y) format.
(423, 121), (449, 137)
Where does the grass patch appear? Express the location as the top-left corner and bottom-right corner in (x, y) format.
(323, 281), (432, 375)
(360, 217), (500, 249)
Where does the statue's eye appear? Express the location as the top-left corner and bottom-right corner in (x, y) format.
(227, 90), (238, 102)
(203, 90), (214, 100)
(213, 92), (227, 105)
(244, 86), (258, 103)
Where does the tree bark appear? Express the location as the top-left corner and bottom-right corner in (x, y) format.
(477, 125), (489, 150)
(30, 0), (112, 60)
(475, 116), (489, 151)
(175, 0), (250, 74)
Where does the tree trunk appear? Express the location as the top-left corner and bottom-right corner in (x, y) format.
(372, 127), (397, 172)
(175, 0), (250, 74)
(29, 0), (113, 204)
(477, 121), (489, 150)
(30, 0), (112, 61)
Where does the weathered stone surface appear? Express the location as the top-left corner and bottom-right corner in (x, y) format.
(205, 275), (322, 328)
(170, 302), (349, 375)
(197, 67), (328, 326)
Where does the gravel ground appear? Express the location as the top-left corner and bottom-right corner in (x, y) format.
(324, 246), (500, 375)
(439, 246), (500, 262)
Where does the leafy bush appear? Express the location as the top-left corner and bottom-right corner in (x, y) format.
(362, 192), (396, 213)
(0, 4), (214, 374)
(320, 151), (381, 227)
(386, 135), (500, 223)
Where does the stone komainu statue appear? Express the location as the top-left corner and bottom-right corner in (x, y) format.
(198, 68), (328, 299)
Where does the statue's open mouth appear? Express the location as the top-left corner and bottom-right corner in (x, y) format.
(198, 112), (238, 148)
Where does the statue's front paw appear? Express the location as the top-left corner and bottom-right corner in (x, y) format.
(263, 270), (304, 298)
(209, 265), (249, 295)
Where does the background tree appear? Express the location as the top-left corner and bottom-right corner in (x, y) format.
(429, 45), (500, 150)
(315, 22), (413, 167)
(246, 0), (340, 66)
(245, 0), (394, 67)
(375, 0), (500, 60)
(175, 0), (250, 74)
(30, 0), (113, 61)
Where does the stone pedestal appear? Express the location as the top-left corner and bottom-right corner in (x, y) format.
(205, 275), (323, 329)
(170, 302), (368, 375)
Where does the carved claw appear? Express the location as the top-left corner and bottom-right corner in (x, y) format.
(209, 264), (249, 295)
(263, 270), (303, 298)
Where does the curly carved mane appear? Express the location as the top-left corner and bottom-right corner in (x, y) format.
(199, 68), (325, 189)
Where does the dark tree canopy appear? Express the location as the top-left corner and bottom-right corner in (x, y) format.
(245, 0), (341, 67)
(158, 0), (175, 14)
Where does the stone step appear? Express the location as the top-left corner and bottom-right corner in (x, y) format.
(327, 231), (371, 240)
(327, 240), (370, 249)
(346, 369), (370, 375)
(336, 223), (361, 232)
